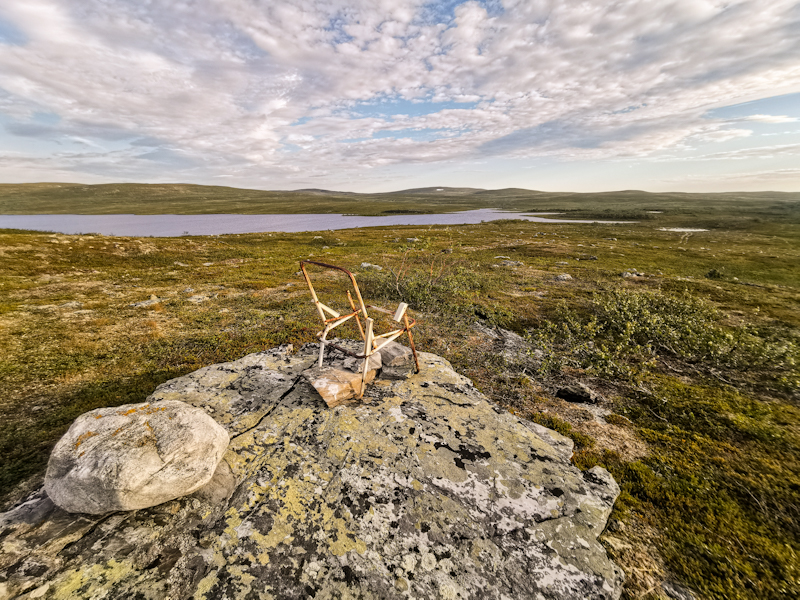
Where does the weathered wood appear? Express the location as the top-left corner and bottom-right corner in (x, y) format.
(393, 302), (408, 322)
(318, 301), (340, 318)
(300, 259), (421, 397)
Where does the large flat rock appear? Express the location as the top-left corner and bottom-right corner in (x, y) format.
(0, 344), (623, 600)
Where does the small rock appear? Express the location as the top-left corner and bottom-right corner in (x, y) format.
(494, 255), (511, 259)
(342, 353), (382, 374)
(500, 260), (523, 267)
(202, 262), (214, 266)
(554, 273), (573, 281)
(44, 400), (229, 514)
(662, 581), (697, 600)
(174, 262), (189, 267)
(556, 383), (602, 404)
(377, 341), (416, 380)
(406, 237), (419, 243)
(187, 295), (209, 304)
(58, 301), (83, 309)
(130, 297), (161, 308)
(360, 262), (383, 271)
(556, 261), (570, 265)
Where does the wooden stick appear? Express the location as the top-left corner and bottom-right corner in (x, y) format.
(404, 313), (420, 373)
(358, 318), (375, 400)
(348, 290), (365, 340)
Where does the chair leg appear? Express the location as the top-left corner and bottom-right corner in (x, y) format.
(358, 318), (374, 399)
(403, 313), (420, 373)
(318, 326), (331, 368)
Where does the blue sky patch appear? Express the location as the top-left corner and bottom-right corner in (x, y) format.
(373, 127), (452, 141)
(419, 0), (504, 25)
(345, 97), (479, 120)
(706, 93), (800, 120)
(325, 14), (355, 45)
(0, 16), (26, 46)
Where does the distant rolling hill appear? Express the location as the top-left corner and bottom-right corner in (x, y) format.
(0, 183), (798, 221)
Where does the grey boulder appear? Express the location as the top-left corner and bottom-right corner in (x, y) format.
(44, 400), (229, 514)
(2, 345), (623, 600)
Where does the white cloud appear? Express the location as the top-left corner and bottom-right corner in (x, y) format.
(691, 128), (753, 143)
(744, 114), (798, 124)
(693, 143), (800, 161)
(0, 0), (799, 189)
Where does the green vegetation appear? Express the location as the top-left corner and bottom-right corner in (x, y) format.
(1, 190), (799, 599)
(528, 288), (798, 388)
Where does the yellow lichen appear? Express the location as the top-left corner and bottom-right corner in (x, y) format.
(51, 560), (133, 600)
(327, 516), (367, 557)
(194, 570), (220, 600)
(73, 430), (97, 449)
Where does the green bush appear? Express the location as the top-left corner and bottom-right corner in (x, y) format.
(358, 260), (486, 315)
(527, 288), (799, 388)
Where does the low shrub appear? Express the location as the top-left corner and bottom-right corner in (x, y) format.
(527, 288), (799, 390)
(358, 255), (487, 316)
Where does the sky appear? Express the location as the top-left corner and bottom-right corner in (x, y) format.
(0, 0), (799, 193)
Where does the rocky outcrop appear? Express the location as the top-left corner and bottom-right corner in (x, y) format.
(0, 344), (623, 600)
(44, 401), (229, 514)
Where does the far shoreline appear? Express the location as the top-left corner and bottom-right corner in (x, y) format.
(0, 209), (632, 237)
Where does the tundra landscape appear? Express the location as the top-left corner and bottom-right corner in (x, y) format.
(1, 185), (798, 599)
(2, 0), (800, 597)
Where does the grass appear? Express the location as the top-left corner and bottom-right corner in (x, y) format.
(1, 191), (799, 599)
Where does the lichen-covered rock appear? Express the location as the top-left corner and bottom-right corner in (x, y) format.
(44, 400), (229, 514)
(0, 344), (623, 600)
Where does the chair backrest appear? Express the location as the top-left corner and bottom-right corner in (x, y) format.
(300, 259), (368, 337)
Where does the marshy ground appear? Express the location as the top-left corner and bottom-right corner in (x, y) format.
(1, 197), (799, 599)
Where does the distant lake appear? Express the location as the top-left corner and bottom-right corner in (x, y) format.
(0, 209), (628, 237)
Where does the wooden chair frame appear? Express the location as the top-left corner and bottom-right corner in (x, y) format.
(300, 260), (420, 398)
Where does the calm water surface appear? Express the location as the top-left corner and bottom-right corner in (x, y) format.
(0, 210), (627, 237)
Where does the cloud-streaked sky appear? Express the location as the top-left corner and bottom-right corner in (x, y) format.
(1, 0), (799, 193)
